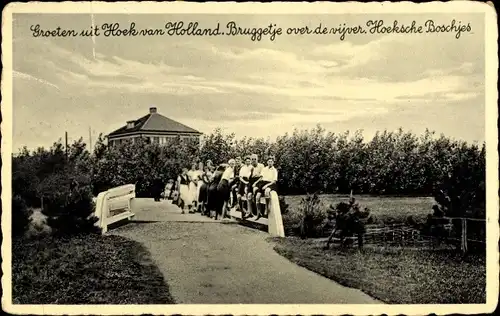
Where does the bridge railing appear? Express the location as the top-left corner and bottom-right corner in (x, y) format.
(231, 189), (285, 238)
(94, 184), (136, 233)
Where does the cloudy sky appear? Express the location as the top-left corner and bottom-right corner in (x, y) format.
(12, 13), (485, 151)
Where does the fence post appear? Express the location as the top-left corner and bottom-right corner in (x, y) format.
(461, 218), (468, 254)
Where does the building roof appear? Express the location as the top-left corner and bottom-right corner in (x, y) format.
(108, 108), (202, 137)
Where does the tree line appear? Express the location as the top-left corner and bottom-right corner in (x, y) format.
(11, 126), (485, 237)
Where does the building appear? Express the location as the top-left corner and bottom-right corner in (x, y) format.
(107, 107), (203, 146)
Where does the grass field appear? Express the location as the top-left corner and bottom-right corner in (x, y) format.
(12, 234), (175, 304)
(272, 237), (486, 304)
(285, 194), (434, 223)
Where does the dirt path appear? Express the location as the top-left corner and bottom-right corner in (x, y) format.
(112, 201), (381, 304)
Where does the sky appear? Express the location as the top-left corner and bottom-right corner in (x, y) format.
(11, 13), (485, 151)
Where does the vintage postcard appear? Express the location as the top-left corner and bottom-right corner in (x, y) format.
(1, 1), (498, 315)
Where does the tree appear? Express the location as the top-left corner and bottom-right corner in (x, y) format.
(200, 128), (235, 165)
(324, 197), (372, 250)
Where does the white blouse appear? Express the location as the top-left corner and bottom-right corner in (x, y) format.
(239, 165), (252, 178)
(261, 166), (278, 182)
(221, 167), (235, 181)
(250, 163), (265, 177)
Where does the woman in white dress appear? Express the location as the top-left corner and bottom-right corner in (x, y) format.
(195, 161), (205, 212)
(187, 163), (198, 213)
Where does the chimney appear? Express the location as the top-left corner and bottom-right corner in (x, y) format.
(149, 107), (157, 114)
(126, 120), (135, 129)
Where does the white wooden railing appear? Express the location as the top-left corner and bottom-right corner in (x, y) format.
(94, 184), (136, 233)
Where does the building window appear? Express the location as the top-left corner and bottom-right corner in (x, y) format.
(153, 137), (159, 144)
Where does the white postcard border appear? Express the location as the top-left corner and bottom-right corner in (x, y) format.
(1, 1), (498, 315)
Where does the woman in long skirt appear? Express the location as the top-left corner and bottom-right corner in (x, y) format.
(198, 163), (213, 215)
(217, 159), (236, 219)
(177, 168), (191, 214)
(207, 164), (225, 219)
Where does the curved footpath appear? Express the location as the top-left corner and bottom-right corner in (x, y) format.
(111, 199), (381, 304)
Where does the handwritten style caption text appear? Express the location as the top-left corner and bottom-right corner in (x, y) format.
(30, 19), (472, 41)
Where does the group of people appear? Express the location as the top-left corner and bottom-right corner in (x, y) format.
(163, 154), (278, 220)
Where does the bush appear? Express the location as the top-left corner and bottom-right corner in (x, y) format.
(12, 195), (33, 238)
(285, 193), (328, 239)
(329, 197), (372, 240)
(42, 182), (99, 237)
(283, 194), (327, 238)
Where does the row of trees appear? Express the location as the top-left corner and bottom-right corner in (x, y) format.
(204, 126), (485, 214)
(12, 126), (486, 237)
(12, 139), (99, 237)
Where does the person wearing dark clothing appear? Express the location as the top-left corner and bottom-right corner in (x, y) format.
(207, 164), (225, 219)
(152, 177), (164, 202)
(217, 159), (236, 219)
(198, 165), (213, 215)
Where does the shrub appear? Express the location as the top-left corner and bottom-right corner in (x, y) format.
(334, 198), (372, 236)
(297, 193), (328, 239)
(282, 194), (328, 238)
(12, 195), (33, 238)
(42, 182), (99, 237)
(324, 197), (372, 249)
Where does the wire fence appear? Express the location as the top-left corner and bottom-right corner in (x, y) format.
(361, 217), (486, 252)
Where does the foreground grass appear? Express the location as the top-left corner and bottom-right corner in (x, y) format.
(272, 237), (486, 304)
(12, 233), (175, 304)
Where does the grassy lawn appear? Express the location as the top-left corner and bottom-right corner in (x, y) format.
(285, 194), (434, 223)
(272, 237), (486, 304)
(12, 233), (175, 304)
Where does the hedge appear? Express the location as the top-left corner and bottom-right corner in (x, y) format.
(11, 126), (486, 236)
